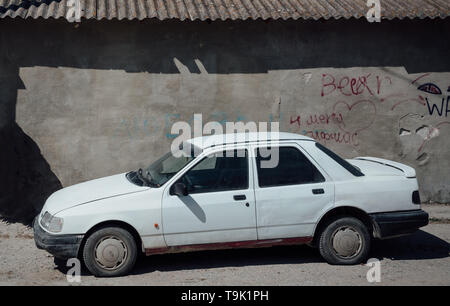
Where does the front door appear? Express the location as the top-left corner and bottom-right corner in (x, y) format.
(162, 147), (257, 246)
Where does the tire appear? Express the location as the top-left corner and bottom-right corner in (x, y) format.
(318, 216), (370, 265)
(83, 226), (138, 277)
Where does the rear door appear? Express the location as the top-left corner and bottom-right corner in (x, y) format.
(251, 142), (335, 240)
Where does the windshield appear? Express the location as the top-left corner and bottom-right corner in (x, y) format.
(144, 151), (195, 187)
(126, 143), (199, 187)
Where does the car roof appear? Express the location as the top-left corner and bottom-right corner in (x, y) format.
(186, 132), (314, 150)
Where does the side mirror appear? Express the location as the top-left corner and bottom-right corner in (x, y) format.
(172, 182), (188, 197)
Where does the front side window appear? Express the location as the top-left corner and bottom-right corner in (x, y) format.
(256, 146), (325, 187)
(178, 149), (248, 194)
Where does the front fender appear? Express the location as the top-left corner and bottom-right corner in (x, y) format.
(54, 188), (166, 249)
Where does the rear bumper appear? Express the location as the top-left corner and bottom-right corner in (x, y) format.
(33, 217), (84, 259)
(370, 209), (429, 239)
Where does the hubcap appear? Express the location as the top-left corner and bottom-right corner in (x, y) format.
(94, 236), (128, 270)
(331, 226), (362, 258)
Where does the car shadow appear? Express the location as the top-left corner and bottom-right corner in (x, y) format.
(370, 229), (450, 261)
(179, 196), (206, 223)
(53, 229), (449, 277)
(53, 244), (321, 277)
(131, 245), (322, 275)
(131, 230), (449, 275)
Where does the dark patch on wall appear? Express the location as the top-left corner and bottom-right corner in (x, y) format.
(0, 124), (62, 224)
(0, 60), (62, 224)
(0, 18), (449, 74)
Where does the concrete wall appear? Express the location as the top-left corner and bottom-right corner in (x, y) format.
(1, 18), (449, 222)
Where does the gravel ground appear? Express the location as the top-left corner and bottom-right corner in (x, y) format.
(0, 211), (449, 286)
(422, 203), (450, 222)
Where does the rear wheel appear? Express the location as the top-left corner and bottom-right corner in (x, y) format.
(318, 216), (370, 265)
(83, 227), (138, 277)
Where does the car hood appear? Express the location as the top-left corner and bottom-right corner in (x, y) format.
(42, 173), (149, 215)
(347, 157), (416, 178)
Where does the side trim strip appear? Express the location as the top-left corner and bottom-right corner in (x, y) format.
(145, 236), (312, 255)
(163, 226), (256, 237)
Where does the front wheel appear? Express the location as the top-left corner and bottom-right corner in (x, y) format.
(318, 217), (370, 265)
(83, 227), (138, 277)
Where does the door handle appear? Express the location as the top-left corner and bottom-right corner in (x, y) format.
(312, 188), (325, 195)
(233, 194), (246, 201)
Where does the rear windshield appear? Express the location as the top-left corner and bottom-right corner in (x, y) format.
(315, 143), (364, 177)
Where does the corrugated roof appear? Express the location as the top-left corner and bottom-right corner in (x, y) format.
(0, 0), (449, 21)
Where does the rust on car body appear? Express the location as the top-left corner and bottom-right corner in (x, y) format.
(145, 236), (313, 255)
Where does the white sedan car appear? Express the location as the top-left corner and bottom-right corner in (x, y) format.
(34, 132), (428, 277)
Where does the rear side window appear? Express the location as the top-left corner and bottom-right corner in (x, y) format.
(315, 143), (364, 177)
(256, 147), (325, 187)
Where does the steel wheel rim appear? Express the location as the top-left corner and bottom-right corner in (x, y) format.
(331, 226), (363, 259)
(94, 235), (128, 271)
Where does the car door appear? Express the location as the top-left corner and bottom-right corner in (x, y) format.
(251, 142), (335, 240)
(162, 146), (257, 246)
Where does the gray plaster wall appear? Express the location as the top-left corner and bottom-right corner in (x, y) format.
(1, 18), (449, 222)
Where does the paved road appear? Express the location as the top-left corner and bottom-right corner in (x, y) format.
(0, 220), (448, 285)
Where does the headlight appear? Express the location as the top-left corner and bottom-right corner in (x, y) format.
(40, 211), (64, 233)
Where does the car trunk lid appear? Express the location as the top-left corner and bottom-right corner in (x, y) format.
(346, 157), (416, 178)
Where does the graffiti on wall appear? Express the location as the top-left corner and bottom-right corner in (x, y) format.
(408, 75), (450, 154)
(289, 110), (358, 146)
(320, 73), (392, 97)
(286, 71), (450, 153)
(290, 72), (393, 147)
(111, 70), (449, 156)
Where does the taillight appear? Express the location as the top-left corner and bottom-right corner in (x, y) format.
(412, 190), (421, 204)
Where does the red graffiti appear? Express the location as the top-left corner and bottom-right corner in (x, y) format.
(391, 97), (426, 110)
(302, 129), (359, 146)
(380, 93), (405, 102)
(418, 121), (450, 152)
(376, 75), (392, 95)
(321, 73), (391, 97)
(418, 83), (442, 95)
(411, 73), (431, 85)
(332, 100), (377, 134)
(289, 112), (343, 127)
(290, 116), (301, 126)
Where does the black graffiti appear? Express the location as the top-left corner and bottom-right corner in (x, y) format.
(418, 83), (442, 95)
(426, 96), (450, 117)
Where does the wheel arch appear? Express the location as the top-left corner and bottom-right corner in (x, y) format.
(77, 220), (143, 258)
(312, 206), (374, 246)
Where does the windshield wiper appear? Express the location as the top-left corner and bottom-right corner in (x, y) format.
(137, 168), (158, 187)
(144, 169), (159, 187)
(136, 168), (151, 186)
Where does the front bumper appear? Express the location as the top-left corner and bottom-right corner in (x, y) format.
(33, 217), (84, 259)
(370, 209), (429, 239)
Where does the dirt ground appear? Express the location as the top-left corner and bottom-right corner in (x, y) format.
(0, 207), (449, 286)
